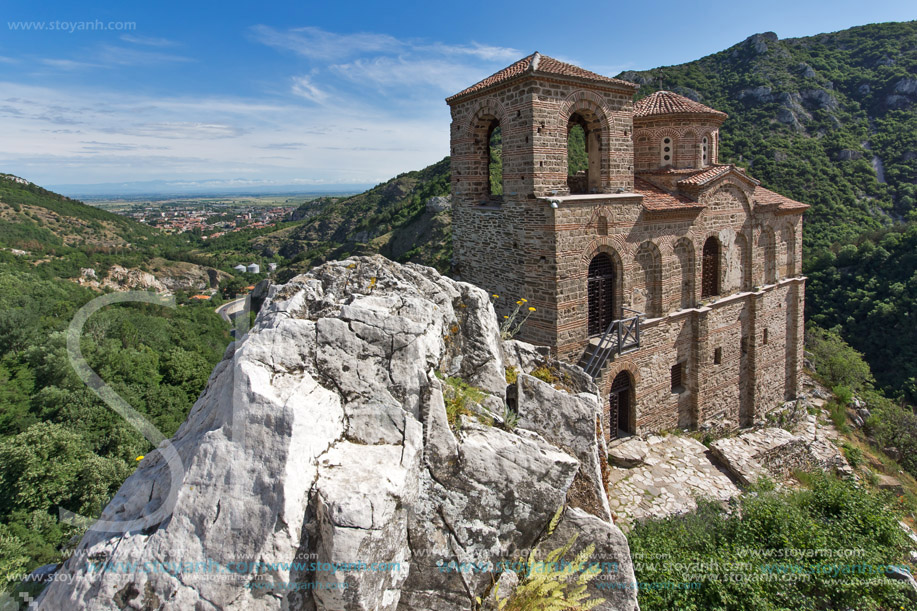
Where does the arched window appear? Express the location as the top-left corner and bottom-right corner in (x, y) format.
(701, 236), (720, 299)
(588, 253), (616, 335)
(660, 136), (673, 166)
(487, 121), (502, 197)
(568, 114), (589, 194)
(700, 136), (709, 167)
(608, 370), (634, 439)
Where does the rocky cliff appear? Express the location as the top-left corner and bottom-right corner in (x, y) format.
(36, 255), (637, 610)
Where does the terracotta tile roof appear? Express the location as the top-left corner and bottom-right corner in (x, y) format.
(634, 90), (727, 119)
(634, 178), (704, 212)
(676, 165), (746, 187)
(753, 186), (809, 212)
(446, 52), (638, 102)
(638, 167), (707, 175)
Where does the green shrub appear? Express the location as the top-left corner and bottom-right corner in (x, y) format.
(502, 405), (519, 431)
(629, 475), (911, 610)
(841, 442), (863, 469)
(504, 367), (518, 385)
(493, 508), (603, 611)
(531, 365), (556, 385)
(441, 375), (487, 430)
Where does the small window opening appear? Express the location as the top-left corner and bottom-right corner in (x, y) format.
(567, 114), (589, 194)
(597, 215), (608, 236)
(488, 122), (502, 198)
(661, 137), (673, 165)
(701, 237), (721, 298)
(714, 347), (722, 365)
(701, 136), (709, 166)
(763, 329), (769, 345)
(671, 362), (685, 393)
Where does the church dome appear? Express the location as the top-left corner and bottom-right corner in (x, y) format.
(634, 90), (727, 120)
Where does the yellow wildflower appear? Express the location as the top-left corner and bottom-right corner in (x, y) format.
(492, 294), (499, 299)
(528, 307), (536, 312)
(521, 298), (528, 302)
(503, 315), (509, 318)
(135, 456), (144, 461)
(516, 300), (523, 305)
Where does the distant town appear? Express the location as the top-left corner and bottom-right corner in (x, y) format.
(89, 196), (308, 238)
(87, 193), (354, 239)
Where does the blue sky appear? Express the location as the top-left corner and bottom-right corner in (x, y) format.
(0, 0), (914, 193)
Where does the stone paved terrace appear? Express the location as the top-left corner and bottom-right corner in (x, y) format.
(607, 434), (741, 530)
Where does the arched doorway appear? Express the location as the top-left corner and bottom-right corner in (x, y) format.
(609, 371), (634, 439)
(588, 253), (616, 336)
(701, 236), (720, 299)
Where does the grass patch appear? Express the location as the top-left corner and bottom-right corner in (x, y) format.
(441, 374), (489, 430)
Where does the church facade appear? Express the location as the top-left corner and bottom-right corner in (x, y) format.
(447, 53), (807, 440)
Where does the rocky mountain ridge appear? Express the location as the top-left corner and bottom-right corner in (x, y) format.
(35, 256), (637, 610)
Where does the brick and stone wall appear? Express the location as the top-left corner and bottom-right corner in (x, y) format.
(448, 66), (806, 439)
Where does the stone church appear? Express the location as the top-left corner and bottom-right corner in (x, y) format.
(447, 53), (807, 440)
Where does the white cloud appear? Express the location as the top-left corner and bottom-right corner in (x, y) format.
(330, 56), (483, 93)
(120, 34), (180, 47)
(0, 81), (449, 187)
(40, 58), (101, 70)
(0, 26), (525, 187)
(290, 75), (330, 104)
(250, 25), (405, 61)
(425, 42), (522, 62)
(96, 44), (192, 66)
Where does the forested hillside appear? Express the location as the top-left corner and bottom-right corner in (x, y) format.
(616, 21), (917, 403)
(0, 177), (233, 592)
(619, 21), (917, 249)
(259, 158), (452, 280)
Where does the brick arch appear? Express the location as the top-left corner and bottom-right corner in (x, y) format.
(582, 243), (625, 326)
(604, 360), (642, 389)
(701, 234), (724, 298)
(560, 90), (613, 131)
(464, 98), (507, 201)
(703, 182), (753, 215)
(463, 97), (506, 135)
(580, 235), (627, 265)
(561, 95), (611, 194)
(603, 363), (640, 439)
(698, 129), (714, 166)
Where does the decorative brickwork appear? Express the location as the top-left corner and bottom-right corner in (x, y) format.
(448, 58), (808, 439)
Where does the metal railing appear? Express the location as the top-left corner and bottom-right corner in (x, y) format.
(582, 308), (643, 379)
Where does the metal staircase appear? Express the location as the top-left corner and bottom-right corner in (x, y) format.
(580, 309), (643, 379)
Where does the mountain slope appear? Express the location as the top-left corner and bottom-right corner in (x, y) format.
(0, 174), (155, 253)
(619, 21), (917, 250)
(258, 157), (451, 278)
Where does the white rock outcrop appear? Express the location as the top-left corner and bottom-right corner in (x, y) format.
(37, 255), (638, 611)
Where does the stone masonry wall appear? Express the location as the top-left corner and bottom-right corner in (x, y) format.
(449, 72), (805, 437)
